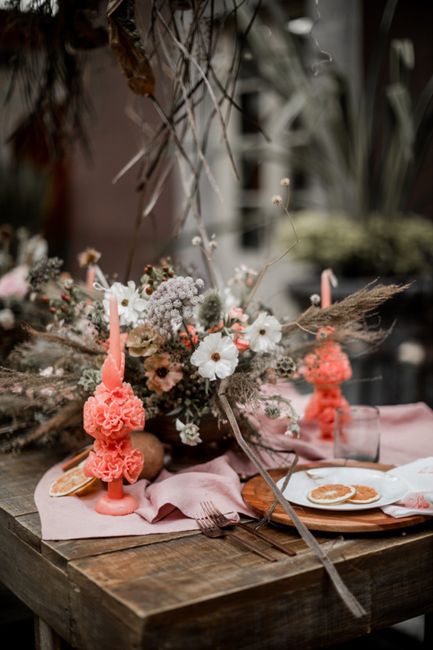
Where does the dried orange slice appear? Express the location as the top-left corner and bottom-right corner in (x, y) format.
(347, 484), (380, 504)
(49, 464), (98, 497)
(308, 483), (356, 505)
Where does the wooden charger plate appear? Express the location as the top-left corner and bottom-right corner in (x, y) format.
(242, 460), (430, 533)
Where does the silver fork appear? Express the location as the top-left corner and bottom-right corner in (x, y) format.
(201, 501), (296, 557)
(196, 512), (277, 562)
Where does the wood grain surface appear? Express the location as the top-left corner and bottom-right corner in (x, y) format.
(0, 450), (432, 649)
(242, 461), (431, 533)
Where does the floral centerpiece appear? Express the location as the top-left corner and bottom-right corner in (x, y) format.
(0, 228), (404, 462)
(0, 248), (302, 459)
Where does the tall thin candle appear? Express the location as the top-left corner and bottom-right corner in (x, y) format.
(86, 265), (96, 294)
(109, 295), (122, 371)
(321, 268), (336, 309)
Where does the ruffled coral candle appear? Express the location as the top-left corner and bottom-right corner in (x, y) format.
(83, 295), (145, 515)
(303, 328), (352, 439)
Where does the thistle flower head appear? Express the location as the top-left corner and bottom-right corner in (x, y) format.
(147, 276), (204, 336)
(310, 293), (321, 306)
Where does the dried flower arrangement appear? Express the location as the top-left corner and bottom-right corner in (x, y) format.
(0, 193), (405, 457)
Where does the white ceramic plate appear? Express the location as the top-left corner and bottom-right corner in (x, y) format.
(276, 467), (409, 511)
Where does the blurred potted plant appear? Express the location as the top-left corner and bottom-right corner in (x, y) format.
(238, 1), (432, 284)
(267, 7), (433, 297)
(282, 210), (433, 280)
(238, 0), (433, 405)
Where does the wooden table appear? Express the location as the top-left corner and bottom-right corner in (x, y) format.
(1, 449), (432, 649)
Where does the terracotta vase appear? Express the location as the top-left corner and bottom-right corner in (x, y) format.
(145, 415), (234, 470)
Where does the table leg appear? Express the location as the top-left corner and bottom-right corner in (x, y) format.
(34, 616), (62, 650)
(425, 613), (433, 646)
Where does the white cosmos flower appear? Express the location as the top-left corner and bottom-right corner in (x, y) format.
(246, 312), (282, 353)
(190, 332), (239, 380)
(103, 281), (148, 327)
(175, 419), (202, 446)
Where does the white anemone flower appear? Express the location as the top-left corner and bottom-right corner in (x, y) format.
(103, 281), (148, 326)
(246, 312), (282, 353)
(175, 419), (202, 446)
(190, 332), (239, 380)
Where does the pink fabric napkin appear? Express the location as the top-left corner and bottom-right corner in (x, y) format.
(227, 382), (433, 475)
(381, 457), (433, 518)
(35, 456), (255, 541)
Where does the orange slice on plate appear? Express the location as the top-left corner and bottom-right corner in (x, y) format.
(49, 464), (98, 497)
(347, 484), (380, 504)
(308, 483), (356, 505)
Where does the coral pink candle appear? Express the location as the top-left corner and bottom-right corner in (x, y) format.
(85, 265), (96, 294)
(109, 294), (122, 374)
(321, 269), (334, 309)
(302, 327), (352, 440)
(83, 295), (145, 515)
(304, 271), (351, 440)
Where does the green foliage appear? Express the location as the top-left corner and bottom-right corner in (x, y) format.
(241, 2), (432, 218)
(284, 211), (433, 277)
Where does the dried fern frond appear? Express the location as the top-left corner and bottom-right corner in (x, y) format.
(283, 282), (409, 336)
(24, 325), (104, 356)
(18, 400), (84, 448)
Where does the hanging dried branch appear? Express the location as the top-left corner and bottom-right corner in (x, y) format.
(4, 0), (108, 157)
(118, 0), (253, 276)
(218, 378), (366, 619)
(108, 0), (155, 96)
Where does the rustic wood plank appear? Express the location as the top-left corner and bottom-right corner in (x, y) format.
(9, 512), (42, 551)
(68, 530), (422, 615)
(41, 529), (201, 569)
(68, 529), (433, 649)
(41, 523), (300, 570)
(0, 521), (71, 643)
(0, 449), (64, 522)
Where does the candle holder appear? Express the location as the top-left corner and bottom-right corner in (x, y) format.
(83, 296), (145, 515)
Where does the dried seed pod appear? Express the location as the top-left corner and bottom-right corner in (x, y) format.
(276, 356), (297, 378)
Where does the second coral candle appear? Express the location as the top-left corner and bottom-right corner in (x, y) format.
(303, 270), (352, 440)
